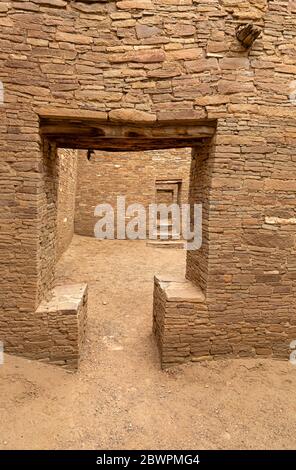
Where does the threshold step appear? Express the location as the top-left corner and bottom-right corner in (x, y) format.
(146, 240), (185, 249)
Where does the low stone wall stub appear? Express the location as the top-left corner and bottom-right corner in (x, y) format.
(153, 275), (208, 368)
(153, 274), (296, 367)
(36, 283), (88, 370)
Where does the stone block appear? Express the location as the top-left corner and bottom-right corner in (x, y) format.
(153, 276), (208, 368)
(36, 283), (88, 369)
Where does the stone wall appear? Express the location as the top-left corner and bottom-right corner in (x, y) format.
(36, 283), (88, 369)
(57, 149), (78, 258)
(37, 140), (58, 305)
(75, 148), (191, 237)
(0, 0), (296, 366)
(153, 275), (209, 367)
(186, 142), (214, 292)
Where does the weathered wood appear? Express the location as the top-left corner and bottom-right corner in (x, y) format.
(47, 136), (209, 151)
(236, 23), (261, 48)
(39, 113), (216, 151)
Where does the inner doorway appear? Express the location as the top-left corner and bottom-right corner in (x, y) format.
(155, 179), (182, 206)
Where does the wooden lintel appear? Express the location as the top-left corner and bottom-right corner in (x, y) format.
(39, 113), (216, 151)
(49, 136), (207, 152)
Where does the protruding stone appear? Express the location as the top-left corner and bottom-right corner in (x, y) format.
(56, 32), (93, 45)
(157, 109), (207, 121)
(167, 48), (203, 61)
(116, 0), (154, 9)
(109, 108), (156, 122)
(158, 278), (205, 303)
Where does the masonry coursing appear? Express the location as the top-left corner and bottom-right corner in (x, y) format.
(57, 148), (78, 259)
(0, 0), (296, 367)
(74, 148), (191, 237)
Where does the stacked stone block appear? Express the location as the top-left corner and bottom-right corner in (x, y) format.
(36, 283), (88, 369)
(153, 276), (208, 367)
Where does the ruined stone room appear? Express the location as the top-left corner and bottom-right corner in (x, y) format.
(0, 0), (296, 458)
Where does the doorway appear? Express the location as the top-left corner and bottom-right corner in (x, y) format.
(37, 109), (216, 368)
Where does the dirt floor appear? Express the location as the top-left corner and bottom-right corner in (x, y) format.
(1, 235), (296, 450)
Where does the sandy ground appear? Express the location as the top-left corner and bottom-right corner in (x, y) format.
(1, 235), (296, 450)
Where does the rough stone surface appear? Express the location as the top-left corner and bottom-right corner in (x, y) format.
(57, 149), (78, 259)
(153, 276), (209, 368)
(0, 0), (296, 367)
(75, 148), (191, 237)
(158, 278), (205, 303)
(36, 283), (88, 369)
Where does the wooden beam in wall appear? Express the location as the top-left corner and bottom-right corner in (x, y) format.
(38, 109), (217, 151)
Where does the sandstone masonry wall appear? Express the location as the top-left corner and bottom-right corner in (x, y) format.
(75, 148), (191, 237)
(57, 149), (78, 258)
(0, 0), (296, 365)
(35, 283), (88, 369)
(186, 142), (214, 292)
